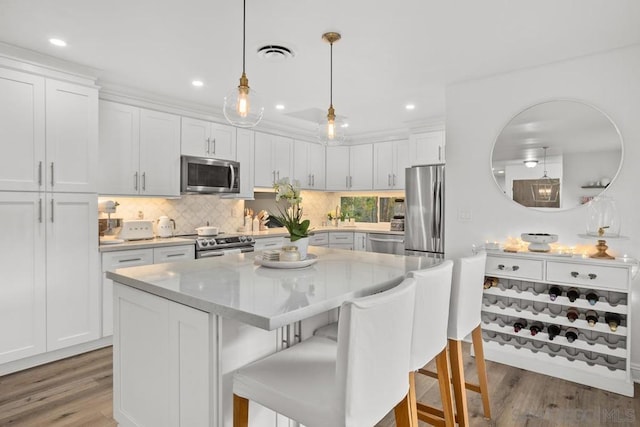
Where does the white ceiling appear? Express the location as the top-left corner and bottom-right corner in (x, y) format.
(1, 0), (639, 141)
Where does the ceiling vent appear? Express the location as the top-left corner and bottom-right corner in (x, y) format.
(257, 45), (295, 60)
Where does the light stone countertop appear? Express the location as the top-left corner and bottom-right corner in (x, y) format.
(99, 237), (195, 252)
(106, 247), (438, 330)
(229, 226), (404, 238)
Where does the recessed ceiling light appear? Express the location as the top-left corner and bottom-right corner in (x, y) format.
(275, 104), (285, 110)
(192, 80), (204, 87)
(341, 123), (349, 128)
(405, 104), (415, 110)
(524, 160), (538, 168)
(49, 38), (67, 47)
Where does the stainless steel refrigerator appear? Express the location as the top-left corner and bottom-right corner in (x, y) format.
(404, 164), (445, 258)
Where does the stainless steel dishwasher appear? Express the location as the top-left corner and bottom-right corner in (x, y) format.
(367, 233), (405, 255)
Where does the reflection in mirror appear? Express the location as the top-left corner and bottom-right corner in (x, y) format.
(492, 100), (622, 210)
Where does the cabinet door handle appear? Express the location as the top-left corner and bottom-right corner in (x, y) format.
(212, 138), (216, 154)
(388, 174), (392, 187)
(38, 161), (42, 186)
(50, 162), (55, 187)
(272, 171), (276, 183)
(205, 137), (210, 154)
(142, 172), (146, 191)
(119, 258), (142, 263)
(50, 198), (54, 223)
(312, 174), (315, 187)
(38, 198), (42, 223)
(165, 253), (184, 258)
(134, 172), (138, 191)
(438, 146), (442, 161)
(393, 174), (396, 186)
(277, 171), (280, 181)
(308, 174), (311, 186)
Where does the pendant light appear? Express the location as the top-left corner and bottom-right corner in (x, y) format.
(317, 32), (345, 144)
(531, 146), (559, 203)
(223, 0), (264, 127)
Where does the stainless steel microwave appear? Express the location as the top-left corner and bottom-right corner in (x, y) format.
(180, 155), (240, 194)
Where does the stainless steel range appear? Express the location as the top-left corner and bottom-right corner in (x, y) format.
(194, 235), (255, 259)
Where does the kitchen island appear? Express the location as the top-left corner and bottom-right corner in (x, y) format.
(107, 247), (436, 427)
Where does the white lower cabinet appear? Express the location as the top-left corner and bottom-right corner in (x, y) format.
(353, 232), (367, 251)
(113, 283), (330, 426)
(482, 252), (634, 396)
(309, 232), (328, 247)
(329, 232), (354, 250)
(253, 236), (285, 251)
(101, 244), (195, 337)
(0, 191), (99, 365)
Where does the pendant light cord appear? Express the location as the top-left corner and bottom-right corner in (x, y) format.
(242, 0), (246, 74)
(329, 41), (333, 106)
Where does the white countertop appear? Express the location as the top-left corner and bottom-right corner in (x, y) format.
(230, 226), (404, 238)
(106, 247), (437, 330)
(99, 237), (195, 252)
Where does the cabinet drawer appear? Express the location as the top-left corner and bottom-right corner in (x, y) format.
(254, 237), (284, 251)
(485, 256), (543, 281)
(329, 232), (353, 244)
(546, 261), (629, 291)
(309, 233), (328, 246)
(102, 249), (153, 271)
(154, 245), (195, 263)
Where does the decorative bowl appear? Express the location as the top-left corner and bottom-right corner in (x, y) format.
(521, 233), (558, 252)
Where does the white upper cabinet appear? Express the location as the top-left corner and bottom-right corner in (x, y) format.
(254, 132), (293, 187)
(0, 69), (97, 193)
(139, 109), (181, 196)
(99, 101), (180, 197)
(45, 79), (98, 193)
(222, 128), (255, 199)
(0, 69), (45, 192)
(181, 117), (236, 161)
(293, 140), (325, 190)
(325, 145), (373, 191)
(373, 139), (410, 190)
(325, 146), (350, 190)
(409, 131), (445, 165)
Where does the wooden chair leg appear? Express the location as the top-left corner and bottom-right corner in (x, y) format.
(394, 371), (418, 427)
(472, 325), (491, 420)
(435, 348), (455, 427)
(449, 338), (469, 427)
(233, 394), (249, 427)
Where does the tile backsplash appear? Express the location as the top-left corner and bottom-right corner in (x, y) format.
(100, 195), (245, 236)
(100, 190), (403, 236)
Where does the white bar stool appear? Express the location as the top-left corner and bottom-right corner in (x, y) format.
(398, 261), (456, 427)
(419, 252), (491, 426)
(233, 277), (417, 427)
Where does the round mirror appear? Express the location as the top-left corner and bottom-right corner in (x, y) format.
(491, 100), (623, 210)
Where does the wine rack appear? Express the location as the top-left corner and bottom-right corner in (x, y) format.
(482, 251), (635, 397)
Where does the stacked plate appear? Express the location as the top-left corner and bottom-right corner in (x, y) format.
(261, 250), (280, 261)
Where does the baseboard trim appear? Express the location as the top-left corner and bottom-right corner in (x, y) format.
(0, 337), (112, 376)
(631, 363), (640, 383)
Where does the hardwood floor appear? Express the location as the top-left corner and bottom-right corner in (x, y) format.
(0, 344), (638, 426)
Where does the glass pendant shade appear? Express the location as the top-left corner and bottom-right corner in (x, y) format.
(223, 0), (264, 128)
(586, 196), (620, 237)
(223, 77), (264, 128)
(316, 105), (346, 144)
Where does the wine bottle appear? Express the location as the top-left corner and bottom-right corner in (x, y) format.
(513, 318), (528, 333)
(566, 307), (580, 322)
(585, 291), (598, 306)
(547, 324), (561, 340)
(565, 327), (579, 343)
(585, 310), (599, 327)
(567, 287), (580, 303)
(605, 313), (621, 332)
(483, 276), (498, 289)
(549, 286), (562, 301)
(529, 321), (544, 336)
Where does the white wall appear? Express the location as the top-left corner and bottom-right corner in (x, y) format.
(445, 45), (640, 374)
